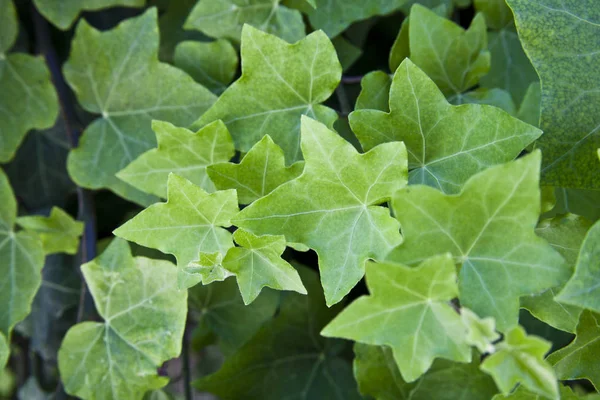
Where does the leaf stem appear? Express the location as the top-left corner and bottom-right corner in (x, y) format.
(341, 75), (363, 84)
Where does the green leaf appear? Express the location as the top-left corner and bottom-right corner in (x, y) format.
(556, 220), (600, 312)
(113, 173), (239, 289)
(65, 9), (216, 205)
(521, 214), (589, 333)
(332, 36), (362, 72)
(234, 116), (407, 305)
(388, 151), (570, 331)
(406, 4), (490, 96)
(474, 0), (512, 30)
(462, 308), (500, 353)
(481, 325), (558, 399)
(16, 207), (83, 255)
(58, 239), (188, 400)
(194, 266), (362, 399)
(33, 0), (145, 30)
(187, 252), (232, 285)
(117, 120), (235, 198)
(518, 83), (541, 128)
(0, 332), (7, 369)
(192, 25), (341, 163)
(550, 187), (600, 222)
(507, 0), (600, 189)
(174, 39), (239, 95)
(322, 254), (471, 382)
(223, 229), (306, 304)
(207, 135), (303, 204)
(355, 71), (392, 112)
(0, 0), (59, 163)
(0, 169), (45, 337)
(493, 384), (580, 400)
(547, 310), (600, 390)
(350, 59), (541, 194)
(452, 88), (517, 116)
(189, 278), (278, 353)
(185, 0), (306, 44)
(157, 0), (209, 62)
(353, 344), (411, 399)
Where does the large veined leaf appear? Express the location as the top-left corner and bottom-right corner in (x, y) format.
(33, 0), (145, 30)
(387, 152), (570, 331)
(547, 310), (600, 390)
(16, 207), (83, 255)
(507, 0), (600, 189)
(117, 120), (235, 198)
(234, 116), (407, 305)
(0, 0), (59, 163)
(207, 135), (304, 204)
(194, 266), (362, 399)
(322, 254), (471, 381)
(350, 59), (541, 194)
(57, 239), (188, 400)
(481, 326), (558, 399)
(113, 174), (239, 288)
(556, 220), (600, 314)
(192, 25), (341, 163)
(0, 169), (45, 337)
(65, 8), (216, 205)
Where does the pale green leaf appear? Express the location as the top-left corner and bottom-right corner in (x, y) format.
(350, 59), (541, 194)
(113, 174), (238, 289)
(174, 39), (239, 95)
(547, 310), (600, 390)
(462, 308), (500, 353)
(556, 220), (600, 312)
(207, 135), (303, 204)
(192, 25), (341, 163)
(0, 169), (45, 337)
(507, 0), (600, 188)
(322, 254), (471, 382)
(185, 0), (305, 43)
(65, 9), (216, 205)
(33, 0), (145, 30)
(58, 239), (188, 400)
(189, 277), (278, 353)
(234, 116), (407, 305)
(0, 0), (59, 163)
(194, 266), (362, 399)
(117, 120), (235, 198)
(16, 208), (83, 255)
(521, 214), (589, 333)
(388, 152), (570, 331)
(493, 384), (580, 400)
(481, 326), (558, 399)
(187, 252), (232, 285)
(355, 71), (392, 112)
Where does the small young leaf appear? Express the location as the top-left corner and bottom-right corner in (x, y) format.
(58, 239), (188, 400)
(388, 151), (570, 331)
(117, 120), (235, 198)
(192, 25), (341, 163)
(481, 326), (558, 399)
(322, 254), (471, 382)
(207, 135), (303, 204)
(234, 116), (407, 306)
(350, 59), (541, 194)
(462, 308), (500, 353)
(16, 207), (83, 255)
(474, 0), (512, 30)
(113, 174), (239, 289)
(355, 71), (392, 112)
(187, 252), (232, 285)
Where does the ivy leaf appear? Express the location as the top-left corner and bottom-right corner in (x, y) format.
(189, 278), (279, 354)
(224, 229), (306, 304)
(16, 208), (83, 255)
(194, 266), (362, 399)
(33, 0), (145, 30)
(350, 59), (541, 194)
(355, 71), (392, 112)
(117, 120), (235, 198)
(518, 83), (541, 128)
(493, 384), (580, 400)
(174, 40), (239, 95)
(0, 0), (59, 163)
(192, 25), (341, 163)
(156, 0), (209, 62)
(0, 332), (7, 369)
(113, 173), (239, 289)
(388, 152), (569, 331)
(0, 169), (45, 337)
(462, 308), (500, 353)
(64, 9), (216, 205)
(507, 0), (600, 189)
(57, 239), (188, 400)
(187, 252), (232, 285)
(234, 116), (407, 306)
(550, 187), (600, 223)
(474, 0), (512, 30)
(547, 310), (600, 390)
(185, 0), (305, 43)
(322, 254), (471, 382)
(353, 344), (411, 399)
(556, 220), (600, 313)
(521, 214), (589, 333)
(207, 135), (303, 204)
(332, 36), (362, 72)
(481, 326), (558, 399)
